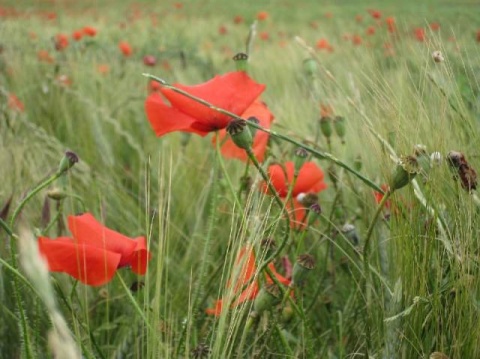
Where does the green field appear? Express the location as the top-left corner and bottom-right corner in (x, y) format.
(1, 1), (480, 358)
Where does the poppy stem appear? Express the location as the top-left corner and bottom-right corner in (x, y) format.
(142, 73), (384, 194)
(0, 217), (13, 236)
(362, 188), (393, 356)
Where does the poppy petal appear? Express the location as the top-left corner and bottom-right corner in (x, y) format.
(266, 262), (290, 286)
(293, 162), (327, 195)
(261, 163), (290, 197)
(161, 72), (265, 132)
(38, 237), (121, 286)
(130, 236), (151, 275)
(68, 213), (138, 261)
(145, 93), (208, 136)
(205, 299), (224, 316)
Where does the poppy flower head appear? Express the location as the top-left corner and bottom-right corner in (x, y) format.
(368, 9), (382, 19)
(366, 26), (376, 36)
(119, 41), (133, 56)
(143, 55), (157, 66)
(8, 93), (24, 112)
(72, 30), (83, 41)
(414, 28), (425, 42)
(54, 33), (69, 51)
(233, 15), (244, 24)
(37, 49), (55, 63)
(145, 71), (265, 137)
(83, 26), (97, 37)
(257, 11), (269, 21)
(38, 213), (151, 286)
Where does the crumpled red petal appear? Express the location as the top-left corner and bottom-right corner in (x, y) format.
(293, 162), (327, 195)
(38, 237), (121, 286)
(130, 236), (151, 275)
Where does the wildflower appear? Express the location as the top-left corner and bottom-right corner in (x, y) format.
(148, 79), (162, 93)
(7, 93), (24, 112)
(368, 9), (382, 19)
(233, 15), (244, 24)
(218, 25), (227, 35)
(261, 162), (327, 228)
(54, 33), (69, 51)
(257, 11), (269, 21)
(352, 34), (362, 46)
(389, 155), (420, 190)
(476, 30), (480, 43)
(37, 49), (55, 63)
(373, 184), (391, 210)
(430, 22), (440, 31)
(414, 28), (425, 42)
(213, 100), (274, 162)
(355, 14), (363, 23)
(143, 55), (156, 66)
(386, 17), (396, 33)
(72, 30), (83, 41)
(206, 246), (289, 316)
(82, 26), (97, 37)
(366, 26), (376, 35)
(38, 213), (151, 286)
(145, 71), (265, 137)
(97, 63), (110, 74)
(316, 38), (333, 52)
(259, 31), (270, 41)
(119, 41), (132, 57)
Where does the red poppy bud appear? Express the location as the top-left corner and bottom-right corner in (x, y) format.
(143, 55), (156, 67)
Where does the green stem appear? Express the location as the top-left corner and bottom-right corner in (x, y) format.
(362, 188), (392, 357)
(0, 217), (13, 236)
(143, 74), (384, 194)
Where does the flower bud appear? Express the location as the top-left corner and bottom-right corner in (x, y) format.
(226, 119), (253, 150)
(307, 202), (322, 226)
(293, 147), (308, 173)
(319, 116), (333, 139)
(246, 116), (260, 138)
(47, 188), (68, 201)
(253, 283), (281, 315)
(303, 58), (317, 77)
(432, 51), (444, 63)
(353, 155), (362, 171)
(58, 151), (79, 174)
(291, 254), (315, 287)
(388, 155), (419, 190)
(333, 116), (346, 142)
(233, 52), (248, 72)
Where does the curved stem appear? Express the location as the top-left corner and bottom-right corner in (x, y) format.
(362, 188), (392, 356)
(143, 74), (384, 194)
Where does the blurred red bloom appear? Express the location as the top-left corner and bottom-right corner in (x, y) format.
(414, 28), (425, 42)
(310, 21), (319, 29)
(368, 9), (382, 19)
(119, 41), (132, 56)
(143, 55), (156, 66)
(430, 22), (440, 31)
(366, 26), (376, 35)
(148, 80), (162, 93)
(233, 15), (244, 24)
(206, 246), (290, 316)
(55, 33), (69, 51)
(352, 34), (362, 46)
(173, 2), (183, 9)
(316, 38), (333, 52)
(261, 162), (327, 228)
(37, 49), (55, 63)
(386, 17), (396, 33)
(38, 213), (151, 286)
(355, 14), (363, 23)
(324, 12), (333, 19)
(83, 26), (97, 37)
(257, 11), (269, 21)
(97, 64), (110, 74)
(145, 71), (265, 137)
(72, 30), (83, 41)
(320, 103), (333, 117)
(218, 25), (228, 35)
(213, 99), (274, 162)
(259, 31), (270, 41)
(476, 30), (480, 43)
(8, 93), (24, 112)
(373, 184), (390, 209)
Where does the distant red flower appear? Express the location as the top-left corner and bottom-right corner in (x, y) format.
(119, 41), (132, 56)
(55, 33), (69, 51)
(368, 9), (382, 19)
(316, 38), (333, 52)
(72, 30), (83, 41)
(143, 55), (156, 66)
(476, 30), (480, 43)
(173, 2), (183, 9)
(8, 93), (24, 112)
(430, 22), (440, 31)
(37, 49), (55, 63)
(259, 31), (270, 41)
(414, 28), (425, 42)
(233, 15), (244, 24)
(206, 246), (290, 316)
(257, 11), (269, 21)
(324, 12), (333, 19)
(145, 71), (265, 137)
(366, 26), (376, 35)
(310, 21), (319, 29)
(213, 99), (274, 162)
(386, 17), (396, 33)
(355, 14), (363, 23)
(56, 74), (72, 87)
(261, 162), (327, 228)
(83, 26), (97, 37)
(352, 34), (362, 46)
(38, 213), (151, 286)
(218, 25), (228, 35)
(373, 184), (390, 209)
(320, 103), (333, 117)
(97, 64), (110, 74)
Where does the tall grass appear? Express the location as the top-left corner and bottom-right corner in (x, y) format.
(1, 1), (480, 358)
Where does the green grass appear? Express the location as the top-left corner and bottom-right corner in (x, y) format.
(1, 0), (480, 358)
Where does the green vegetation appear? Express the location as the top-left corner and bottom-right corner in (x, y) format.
(1, 1), (480, 358)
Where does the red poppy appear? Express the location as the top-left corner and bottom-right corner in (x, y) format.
(206, 246), (289, 316)
(143, 55), (157, 66)
(233, 15), (244, 24)
(119, 41), (132, 57)
(72, 30), (83, 41)
(148, 80), (162, 93)
(37, 49), (55, 63)
(257, 11), (269, 21)
(352, 34), (362, 46)
(366, 26), (376, 36)
(476, 30), (480, 43)
(368, 9), (382, 19)
(8, 93), (24, 112)
(97, 64), (110, 74)
(355, 14), (363, 23)
(55, 33), (69, 51)
(373, 184), (390, 209)
(261, 162), (327, 227)
(83, 26), (97, 37)
(430, 22), (440, 31)
(145, 71), (265, 137)
(414, 28), (425, 42)
(385, 17), (396, 33)
(218, 25), (228, 35)
(316, 38), (333, 52)
(38, 213), (151, 286)
(213, 99), (274, 162)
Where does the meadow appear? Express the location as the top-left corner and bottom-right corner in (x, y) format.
(1, 0), (480, 358)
